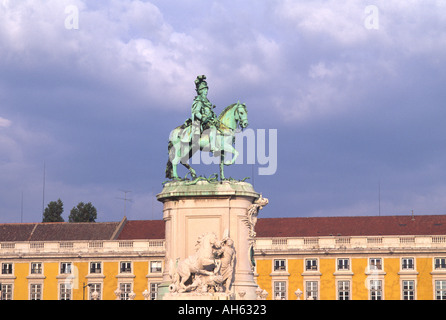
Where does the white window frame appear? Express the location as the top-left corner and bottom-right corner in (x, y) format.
(120, 282), (132, 300)
(273, 280), (287, 300)
(369, 258), (383, 271)
(369, 279), (383, 300)
(30, 262), (43, 275)
(149, 282), (159, 300)
(305, 258), (318, 271)
(150, 261), (162, 273)
(401, 280), (415, 300)
(337, 280), (350, 300)
(1, 262), (13, 275)
(29, 283), (42, 300)
(435, 280), (446, 300)
(337, 258), (350, 271)
(89, 283), (102, 300)
(273, 259), (287, 272)
(60, 262), (72, 274)
(0, 283), (13, 300)
(89, 261), (102, 274)
(434, 257), (446, 270)
(59, 283), (72, 300)
(401, 257), (415, 271)
(305, 280), (318, 300)
(120, 261), (132, 274)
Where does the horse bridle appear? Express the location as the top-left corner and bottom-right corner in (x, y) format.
(218, 104), (246, 132)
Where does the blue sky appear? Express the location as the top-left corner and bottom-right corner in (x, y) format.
(1, 0), (446, 223)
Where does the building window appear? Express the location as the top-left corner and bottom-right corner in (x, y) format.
(30, 284), (42, 300)
(30, 262), (42, 274)
(305, 258), (318, 271)
(149, 283), (159, 300)
(273, 259), (286, 272)
(402, 280), (415, 300)
(337, 258), (350, 271)
(1, 263), (13, 275)
(435, 280), (446, 300)
(120, 261), (132, 273)
(369, 258), (382, 271)
(89, 283), (102, 300)
(59, 283), (72, 300)
(402, 258), (414, 270)
(90, 262), (102, 274)
(0, 284), (13, 300)
(274, 281), (287, 300)
(60, 262), (72, 274)
(150, 261), (162, 273)
(305, 281), (318, 300)
(369, 280), (383, 300)
(337, 280), (350, 300)
(434, 258), (446, 270)
(120, 283), (132, 300)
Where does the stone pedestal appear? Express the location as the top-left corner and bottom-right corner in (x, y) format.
(156, 180), (264, 300)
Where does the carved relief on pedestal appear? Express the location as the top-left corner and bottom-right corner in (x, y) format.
(167, 232), (236, 296)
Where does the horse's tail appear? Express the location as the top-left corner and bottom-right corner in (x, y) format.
(165, 140), (173, 179)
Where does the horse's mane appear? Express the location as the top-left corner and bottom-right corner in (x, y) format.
(195, 232), (215, 251)
(218, 103), (246, 120)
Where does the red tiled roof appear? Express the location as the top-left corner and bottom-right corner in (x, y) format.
(0, 223), (36, 241)
(117, 220), (165, 240)
(29, 222), (121, 241)
(1, 215), (445, 242)
(0, 221), (121, 242)
(255, 215), (446, 237)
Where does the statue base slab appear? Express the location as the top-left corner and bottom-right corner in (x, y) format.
(157, 180), (265, 300)
(163, 292), (235, 300)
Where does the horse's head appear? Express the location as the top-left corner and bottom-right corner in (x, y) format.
(196, 232), (218, 251)
(235, 102), (248, 129)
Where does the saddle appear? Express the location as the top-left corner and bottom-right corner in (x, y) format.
(180, 118), (220, 142)
(179, 118), (199, 144)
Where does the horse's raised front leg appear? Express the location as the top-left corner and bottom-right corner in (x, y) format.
(223, 145), (238, 165)
(220, 144), (239, 180)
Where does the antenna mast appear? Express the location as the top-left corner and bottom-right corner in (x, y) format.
(21, 191), (24, 223)
(42, 161), (46, 220)
(117, 190), (132, 216)
(378, 181), (381, 216)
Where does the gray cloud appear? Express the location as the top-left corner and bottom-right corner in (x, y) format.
(1, 0), (446, 222)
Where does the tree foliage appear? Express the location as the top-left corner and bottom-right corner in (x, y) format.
(42, 199), (64, 222)
(68, 202), (97, 222)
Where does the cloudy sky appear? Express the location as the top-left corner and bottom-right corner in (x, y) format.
(1, 0), (446, 223)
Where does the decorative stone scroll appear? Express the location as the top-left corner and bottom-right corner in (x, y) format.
(244, 195), (269, 238)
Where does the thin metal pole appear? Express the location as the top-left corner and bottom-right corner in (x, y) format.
(42, 161), (46, 220)
(378, 181), (381, 216)
(21, 191), (23, 223)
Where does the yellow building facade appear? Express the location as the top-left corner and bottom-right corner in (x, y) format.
(254, 248), (446, 300)
(1, 215), (446, 300)
(0, 242), (165, 300)
(253, 215), (446, 300)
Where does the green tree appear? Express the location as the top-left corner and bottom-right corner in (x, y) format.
(68, 202), (97, 222)
(42, 199), (64, 222)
